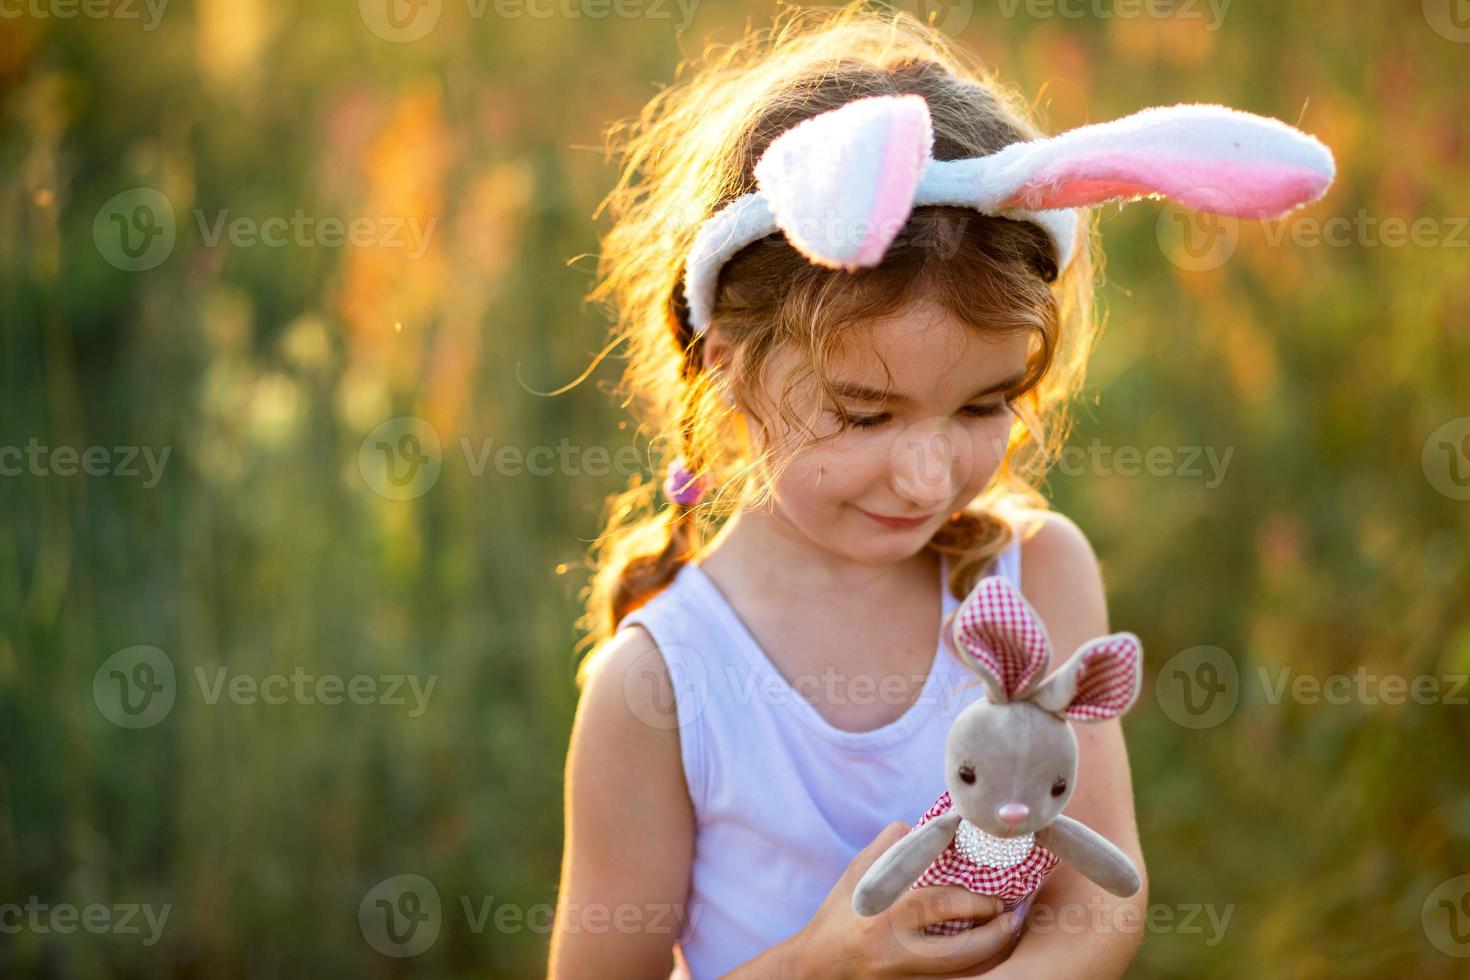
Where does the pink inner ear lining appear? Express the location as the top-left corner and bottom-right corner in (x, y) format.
(852, 109), (931, 267)
(1007, 155), (1333, 219)
(1062, 636), (1142, 720)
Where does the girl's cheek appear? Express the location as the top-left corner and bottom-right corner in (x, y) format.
(965, 415), (1014, 484)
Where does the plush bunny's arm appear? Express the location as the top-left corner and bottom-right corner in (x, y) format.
(851, 812), (963, 916)
(1035, 815), (1142, 898)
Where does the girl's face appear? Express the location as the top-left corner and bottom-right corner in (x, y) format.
(743, 300), (1032, 566)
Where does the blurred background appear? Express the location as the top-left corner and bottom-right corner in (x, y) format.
(2, 0), (1468, 976)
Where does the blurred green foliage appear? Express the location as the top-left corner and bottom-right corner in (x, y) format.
(1, 1), (1467, 977)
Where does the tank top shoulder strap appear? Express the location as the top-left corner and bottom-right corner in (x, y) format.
(991, 518), (1023, 590)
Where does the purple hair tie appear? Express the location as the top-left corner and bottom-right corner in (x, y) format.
(663, 457), (705, 508)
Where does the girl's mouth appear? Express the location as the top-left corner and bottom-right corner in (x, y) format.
(856, 507), (934, 530)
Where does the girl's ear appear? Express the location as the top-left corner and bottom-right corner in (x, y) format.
(991, 103), (1335, 220)
(1029, 633), (1143, 722)
(950, 576), (1052, 704)
(700, 326), (734, 374)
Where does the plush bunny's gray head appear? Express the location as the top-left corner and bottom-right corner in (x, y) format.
(942, 576), (1142, 838)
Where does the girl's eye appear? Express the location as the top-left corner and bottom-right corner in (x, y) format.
(960, 401), (1010, 419)
(846, 413), (892, 430)
(1051, 777), (1067, 798)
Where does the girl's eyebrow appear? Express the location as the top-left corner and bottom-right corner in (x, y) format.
(831, 371), (1029, 406)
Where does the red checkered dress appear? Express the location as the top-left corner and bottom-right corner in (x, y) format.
(907, 791), (1060, 936)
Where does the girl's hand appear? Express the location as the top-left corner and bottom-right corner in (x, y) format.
(783, 821), (1022, 979)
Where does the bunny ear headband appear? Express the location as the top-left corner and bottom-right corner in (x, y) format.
(949, 576), (1143, 720)
(682, 94), (1336, 335)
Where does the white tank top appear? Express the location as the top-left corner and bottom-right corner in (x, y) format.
(618, 536), (1022, 980)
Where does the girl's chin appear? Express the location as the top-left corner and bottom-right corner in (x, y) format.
(835, 525), (934, 564)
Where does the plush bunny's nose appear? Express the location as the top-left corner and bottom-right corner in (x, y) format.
(997, 803), (1029, 826)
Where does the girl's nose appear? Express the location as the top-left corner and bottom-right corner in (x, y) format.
(889, 419), (968, 507)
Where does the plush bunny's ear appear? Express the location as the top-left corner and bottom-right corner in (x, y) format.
(984, 104), (1335, 219)
(950, 576), (1052, 703)
(1030, 634), (1143, 722)
(753, 94), (934, 271)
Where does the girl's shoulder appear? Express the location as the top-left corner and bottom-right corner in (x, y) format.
(1008, 507), (1100, 576)
(1006, 507), (1112, 662)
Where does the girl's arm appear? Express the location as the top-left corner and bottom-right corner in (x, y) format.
(548, 625), (696, 980)
(987, 510), (1149, 978)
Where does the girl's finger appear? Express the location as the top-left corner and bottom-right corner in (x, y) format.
(900, 911), (1019, 976)
(893, 886), (1003, 932)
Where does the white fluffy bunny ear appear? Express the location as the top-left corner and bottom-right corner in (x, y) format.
(979, 104), (1335, 219)
(1030, 634), (1144, 722)
(753, 94), (934, 271)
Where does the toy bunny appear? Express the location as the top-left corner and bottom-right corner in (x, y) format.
(851, 575), (1145, 936)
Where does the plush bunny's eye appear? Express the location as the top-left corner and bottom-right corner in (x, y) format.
(958, 765), (976, 785)
(1051, 777), (1067, 798)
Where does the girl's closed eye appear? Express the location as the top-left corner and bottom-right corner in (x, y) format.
(837, 399), (1011, 430)
(846, 411), (892, 429)
(960, 399), (1011, 419)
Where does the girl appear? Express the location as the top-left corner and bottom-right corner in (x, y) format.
(550, 5), (1330, 978)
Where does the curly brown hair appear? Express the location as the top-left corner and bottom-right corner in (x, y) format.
(574, 2), (1102, 681)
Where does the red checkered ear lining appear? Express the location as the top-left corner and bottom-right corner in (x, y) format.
(952, 578), (1051, 699)
(1063, 636), (1142, 721)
